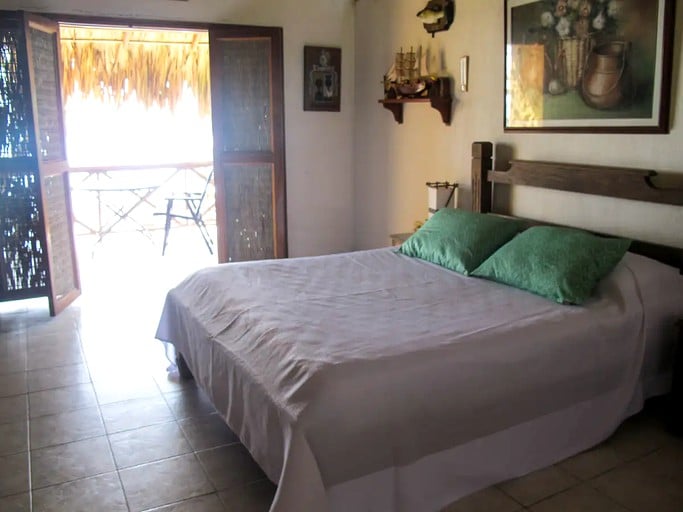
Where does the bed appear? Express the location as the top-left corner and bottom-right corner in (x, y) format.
(156, 142), (683, 512)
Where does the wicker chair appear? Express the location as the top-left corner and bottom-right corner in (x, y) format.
(155, 170), (214, 255)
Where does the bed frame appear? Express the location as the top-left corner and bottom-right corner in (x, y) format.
(470, 141), (683, 272)
(169, 144), (683, 511)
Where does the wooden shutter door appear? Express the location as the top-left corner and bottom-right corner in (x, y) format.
(0, 13), (50, 305)
(24, 13), (80, 315)
(208, 26), (287, 263)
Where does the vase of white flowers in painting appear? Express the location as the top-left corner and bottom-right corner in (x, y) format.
(537, 0), (622, 92)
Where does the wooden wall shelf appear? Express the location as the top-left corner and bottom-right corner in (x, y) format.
(378, 97), (452, 125)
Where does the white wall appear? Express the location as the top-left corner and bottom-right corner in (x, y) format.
(5, 0), (680, 253)
(354, 0), (683, 249)
(0, 0), (356, 257)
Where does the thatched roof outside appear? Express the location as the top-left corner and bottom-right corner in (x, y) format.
(59, 25), (211, 115)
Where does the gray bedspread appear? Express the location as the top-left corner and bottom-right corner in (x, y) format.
(156, 248), (680, 511)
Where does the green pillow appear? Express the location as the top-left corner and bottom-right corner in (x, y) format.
(472, 226), (631, 304)
(398, 209), (524, 275)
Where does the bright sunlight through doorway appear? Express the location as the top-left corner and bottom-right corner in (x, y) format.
(61, 24), (216, 324)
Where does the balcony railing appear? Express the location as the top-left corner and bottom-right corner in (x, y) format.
(69, 162), (215, 244)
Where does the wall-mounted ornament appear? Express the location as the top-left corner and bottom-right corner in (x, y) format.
(383, 46), (431, 99)
(378, 46), (452, 125)
(416, 0), (454, 38)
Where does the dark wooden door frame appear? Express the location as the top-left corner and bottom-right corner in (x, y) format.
(20, 11), (288, 263)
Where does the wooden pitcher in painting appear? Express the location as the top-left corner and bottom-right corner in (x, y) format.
(581, 41), (631, 109)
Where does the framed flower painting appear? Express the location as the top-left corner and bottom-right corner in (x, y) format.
(504, 0), (674, 132)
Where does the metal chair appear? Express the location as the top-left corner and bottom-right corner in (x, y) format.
(155, 169), (214, 255)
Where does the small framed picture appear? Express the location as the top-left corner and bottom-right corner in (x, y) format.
(304, 46), (341, 112)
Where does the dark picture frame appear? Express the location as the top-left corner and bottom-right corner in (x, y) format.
(504, 0), (674, 133)
(303, 46), (341, 112)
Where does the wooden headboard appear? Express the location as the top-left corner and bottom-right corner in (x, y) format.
(470, 141), (683, 271)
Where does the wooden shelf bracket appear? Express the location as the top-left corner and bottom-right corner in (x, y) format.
(378, 96), (451, 126)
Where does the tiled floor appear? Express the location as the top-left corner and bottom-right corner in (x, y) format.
(1, 231), (682, 511)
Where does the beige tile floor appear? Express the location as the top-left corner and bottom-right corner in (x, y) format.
(0, 229), (682, 511)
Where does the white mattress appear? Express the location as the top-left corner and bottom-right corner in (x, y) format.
(156, 248), (683, 512)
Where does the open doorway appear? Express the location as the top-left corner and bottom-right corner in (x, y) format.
(60, 24), (217, 311)
(0, 12), (286, 317)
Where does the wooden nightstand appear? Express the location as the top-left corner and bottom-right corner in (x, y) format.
(672, 319), (683, 436)
(390, 232), (412, 246)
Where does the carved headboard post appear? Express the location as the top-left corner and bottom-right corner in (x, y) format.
(471, 141), (493, 213)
